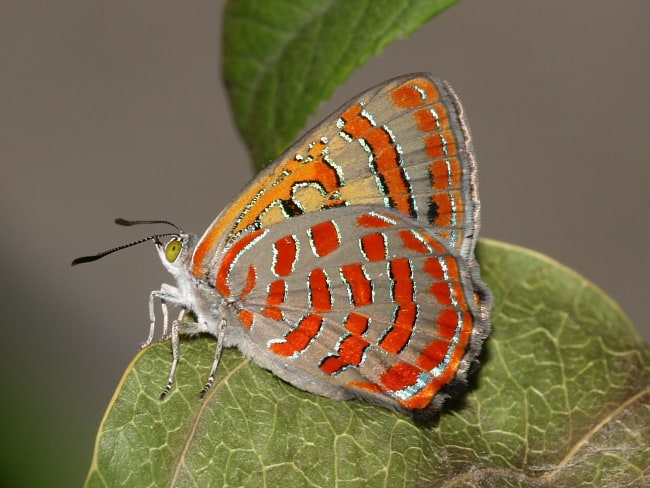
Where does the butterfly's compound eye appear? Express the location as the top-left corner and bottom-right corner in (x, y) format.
(165, 238), (182, 263)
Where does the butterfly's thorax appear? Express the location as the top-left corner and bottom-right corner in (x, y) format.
(155, 234), (219, 335)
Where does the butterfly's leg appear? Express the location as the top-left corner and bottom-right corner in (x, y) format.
(141, 290), (168, 349)
(160, 309), (184, 342)
(159, 314), (182, 400)
(159, 314), (208, 399)
(159, 302), (171, 341)
(144, 284), (186, 349)
(200, 317), (226, 397)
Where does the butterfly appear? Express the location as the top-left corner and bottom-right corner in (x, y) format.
(73, 73), (491, 422)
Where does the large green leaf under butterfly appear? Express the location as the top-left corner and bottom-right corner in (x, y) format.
(85, 240), (650, 487)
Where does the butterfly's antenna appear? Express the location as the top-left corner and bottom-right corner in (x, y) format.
(71, 219), (183, 266)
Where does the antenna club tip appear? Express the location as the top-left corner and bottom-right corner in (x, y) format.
(71, 255), (99, 266)
(113, 218), (183, 233)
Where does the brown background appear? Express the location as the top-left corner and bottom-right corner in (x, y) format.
(1, 1), (648, 484)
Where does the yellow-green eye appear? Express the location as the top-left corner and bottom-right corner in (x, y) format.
(165, 239), (182, 263)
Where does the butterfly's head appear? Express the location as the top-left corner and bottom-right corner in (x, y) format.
(154, 232), (197, 279)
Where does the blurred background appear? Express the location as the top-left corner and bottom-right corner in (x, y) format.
(2, 1), (648, 485)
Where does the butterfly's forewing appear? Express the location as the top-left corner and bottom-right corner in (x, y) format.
(217, 206), (489, 417)
(192, 74), (480, 276)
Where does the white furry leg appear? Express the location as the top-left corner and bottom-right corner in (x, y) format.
(200, 317), (227, 397)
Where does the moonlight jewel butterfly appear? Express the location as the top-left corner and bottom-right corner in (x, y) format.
(73, 73), (491, 421)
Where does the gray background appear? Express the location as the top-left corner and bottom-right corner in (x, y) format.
(2, 1), (648, 485)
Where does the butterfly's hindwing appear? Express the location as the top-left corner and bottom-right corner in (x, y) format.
(215, 206), (488, 415)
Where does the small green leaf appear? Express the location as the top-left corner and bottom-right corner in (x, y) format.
(222, 0), (459, 169)
(85, 240), (650, 487)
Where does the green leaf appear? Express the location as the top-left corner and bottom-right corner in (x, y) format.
(85, 240), (650, 487)
(222, 0), (459, 170)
